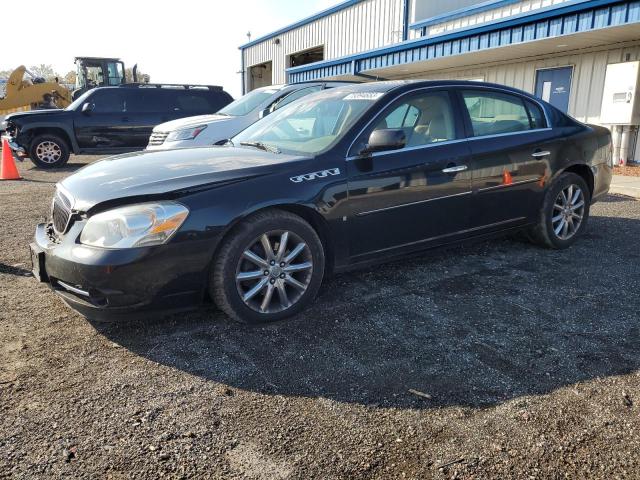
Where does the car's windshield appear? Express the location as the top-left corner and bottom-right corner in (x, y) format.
(65, 90), (94, 111)
(232, 89), (383, 155)
(218, 87), (281, 116)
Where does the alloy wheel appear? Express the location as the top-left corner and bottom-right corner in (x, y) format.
(35, 141), (62, 164)
(235, 230), (313, 314)
(552, 184), (585, 240)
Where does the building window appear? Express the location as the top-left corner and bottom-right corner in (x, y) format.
(249, 61), (273, 91)
(289, 46), (324, 68)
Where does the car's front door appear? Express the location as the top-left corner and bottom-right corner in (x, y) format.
(346, 89), (473, 261)
(458, 88), (561, 230)
(74, 89), (128, 149)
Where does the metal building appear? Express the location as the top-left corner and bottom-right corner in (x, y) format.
(240, 0), (640, 162)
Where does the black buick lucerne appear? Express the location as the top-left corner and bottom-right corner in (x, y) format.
(30, 81), (613, 324)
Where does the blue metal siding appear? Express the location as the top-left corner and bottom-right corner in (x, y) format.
(287, 0), (640, 83)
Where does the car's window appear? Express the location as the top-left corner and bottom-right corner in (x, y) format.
(525, 99), (546, 129)
(66, 89), (94, 111)
(233, 88), (381, 155)
(353, 91), (456, 153)
(384, 104), (421, 129)
(122, 90), (168, 113)
(462, 90), (543, 136)
(90, 90), (126, 113)
(219, 87), (281, 116)
(272, 86), (323, 111)
(175, 92), (211, 113)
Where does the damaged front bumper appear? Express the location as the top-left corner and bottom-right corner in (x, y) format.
(30, 222), (210, 322)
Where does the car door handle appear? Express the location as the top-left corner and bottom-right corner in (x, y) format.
(442, 165), (468, 173)
(532, 150), (551, 158)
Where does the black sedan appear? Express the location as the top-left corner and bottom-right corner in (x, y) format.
(30, 81), (613, 324)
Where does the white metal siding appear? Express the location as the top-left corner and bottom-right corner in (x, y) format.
(243, 0), (404, 88)
(409, 0), (574, 40)
(411, 0), (487, 25)
(397, 42), (640, 124)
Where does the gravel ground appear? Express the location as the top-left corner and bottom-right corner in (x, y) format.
(1, 155), (640, 479)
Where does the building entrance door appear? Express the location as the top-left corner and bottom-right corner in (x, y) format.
(535, 66), (573, 113)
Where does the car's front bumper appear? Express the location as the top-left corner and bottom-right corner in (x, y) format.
(2, 135), (26, 156)
(31, 222), (212, 322)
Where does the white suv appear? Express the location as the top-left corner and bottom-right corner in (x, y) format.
(146, 81), (355, 151)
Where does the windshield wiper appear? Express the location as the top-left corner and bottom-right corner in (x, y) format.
(239, 141), (281, 154)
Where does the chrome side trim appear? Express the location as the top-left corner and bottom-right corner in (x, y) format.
(467, 127), (553, 141)
(57, 280), (90, 297)
(356, 190), (472, 217)
(477, 178), (540, 192)
(346, 137), (468, 161)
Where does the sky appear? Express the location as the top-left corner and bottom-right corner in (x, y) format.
(3, 0), (341, 99)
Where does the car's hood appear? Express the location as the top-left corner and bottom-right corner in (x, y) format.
(60, 146), (310, 212)
(6, 109), (67, 121)
(153, 114), (237, 132)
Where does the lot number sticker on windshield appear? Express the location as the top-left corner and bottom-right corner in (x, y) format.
(344, 92), (384, 101)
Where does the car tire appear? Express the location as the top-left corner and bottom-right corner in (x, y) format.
(28, 134), (70, 169)
(211, 209), (325, 324)
(529, 172), (591, 249)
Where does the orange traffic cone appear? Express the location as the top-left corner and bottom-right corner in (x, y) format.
(0, 137), (22, 180)
(502, 169), (513, 186)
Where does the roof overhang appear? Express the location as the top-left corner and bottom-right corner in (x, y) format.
(287, 0), (640, 83)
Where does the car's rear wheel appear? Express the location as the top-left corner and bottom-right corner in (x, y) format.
(211, 210), (325, 324)
(529, 172), (591, 249)
(29, 134), (70, 169)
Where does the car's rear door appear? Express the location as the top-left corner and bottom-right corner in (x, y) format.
(121, 89), (172, 148)
(457, 88), (561, 229)
(346, 88), (473, 261)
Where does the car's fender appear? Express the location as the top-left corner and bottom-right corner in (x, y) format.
(18, 121), (79, 153)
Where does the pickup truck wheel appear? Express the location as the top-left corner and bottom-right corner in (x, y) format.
(28, 134), (70, 168)
(211, 210), (325, 324)
(529, 172), (591, 249)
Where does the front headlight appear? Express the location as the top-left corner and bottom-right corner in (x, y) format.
(165, 125), (208, 142)
(80, 202), (189, 249)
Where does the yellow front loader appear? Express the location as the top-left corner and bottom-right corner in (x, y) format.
(0, 65), (72, 117)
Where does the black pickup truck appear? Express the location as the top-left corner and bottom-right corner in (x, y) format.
(3, 84), (233, 168)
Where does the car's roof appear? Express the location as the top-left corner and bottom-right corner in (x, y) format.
(255, 80), (359, 94)
(312, 79), (535, 97)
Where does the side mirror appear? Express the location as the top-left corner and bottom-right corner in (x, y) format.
(361, 129), (406, 155)
(81, 102), (94, 115)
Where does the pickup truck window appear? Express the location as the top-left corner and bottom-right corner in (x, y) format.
(91, 90), (126, 113)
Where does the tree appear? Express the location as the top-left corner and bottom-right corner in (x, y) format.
(125, 67), (150, 84)
(63, 70), (76, 86)
(29, 64), (58, 81)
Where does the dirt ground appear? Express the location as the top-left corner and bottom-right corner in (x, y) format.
(614, 164), (640, 177)
(1, 155), (640, 479)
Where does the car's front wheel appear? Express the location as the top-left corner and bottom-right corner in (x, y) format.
(211, 210), (325, 323)
(529, 172), (591, 249)
(28, 134), (70, 169)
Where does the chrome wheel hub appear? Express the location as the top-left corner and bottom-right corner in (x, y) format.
(35, 141), (62, 163)
(552, 184), (585, 240)
(236, 230), (313, 314)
